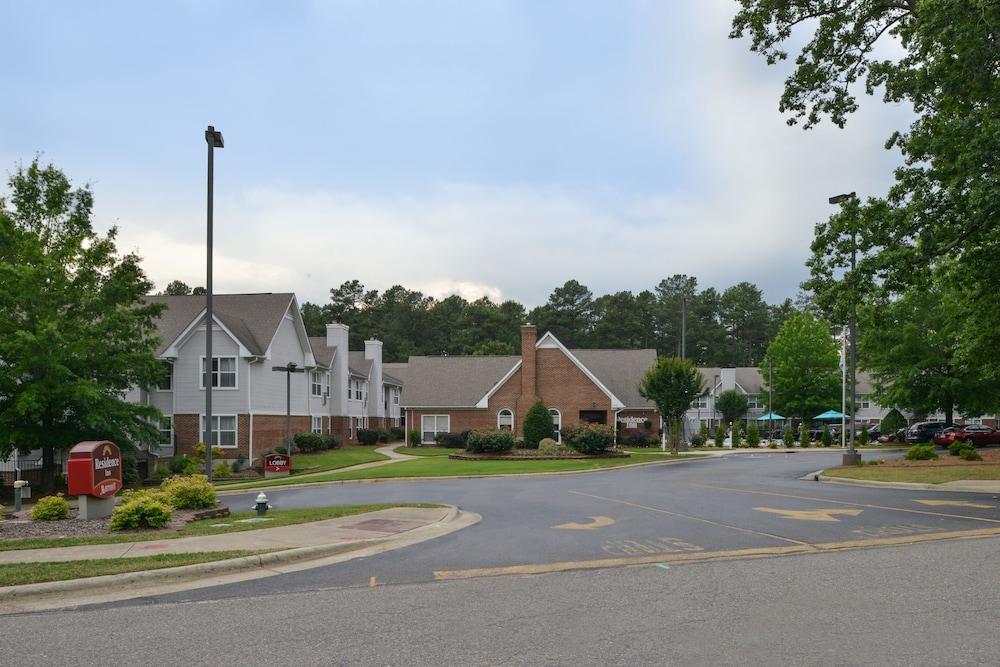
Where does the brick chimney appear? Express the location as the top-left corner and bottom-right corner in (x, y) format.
(519, 324), (538, 406)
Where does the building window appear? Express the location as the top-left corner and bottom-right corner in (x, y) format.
(200, 415), (237, 448)
(747, 394), (760, 409)
(549, 409), (562, 442)
(158, 417), (173, 445)
(312, 416), (323, 433)
(201, 356), (236, 389)
(157, 361), (173, 391)
(421, 415), (450, 444)
(693, 396), (708, 409)
(311, 372), (323, 397)
(859, 395), (871, 410)
(498, 409), (514, 430)
(356, 382), (363, 400)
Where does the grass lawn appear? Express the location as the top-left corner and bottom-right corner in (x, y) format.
(0, 551), (266, 586)
(0, 504), (435, 552)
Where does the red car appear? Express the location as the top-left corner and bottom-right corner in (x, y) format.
(932, 426), (961, 446)
(952, 424), (1000, 447)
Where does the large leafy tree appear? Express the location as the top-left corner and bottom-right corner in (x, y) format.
(636, 357), (705, 454)
(733, 1), (1000, 368)
(858, 281), (1000, 423)
(716, 390), (750, 426)
(719, 282), (771, 367)
(0, 159), (166, 492)
(761, 311), (840, 422)
(528, 280), (596, 348)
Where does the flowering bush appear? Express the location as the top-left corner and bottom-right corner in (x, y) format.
(562, 423), (615, 454)
(466, 428), (515, 453)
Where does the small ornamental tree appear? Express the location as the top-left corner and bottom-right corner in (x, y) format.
(746, 420), (761, 448)
(716, 390), (749, 426)
(522, 401), (554, 449)
(783, 425), (796, 448)
(731, 421), (744, 448)
(636, 357), (704, 455)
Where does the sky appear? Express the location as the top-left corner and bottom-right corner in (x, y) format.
(1, 1), (914, 310)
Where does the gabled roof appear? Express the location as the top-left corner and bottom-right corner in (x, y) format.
(146, 293), (301, 359)
(400, 338), (657, 410)
(401, 356), (520, 408)
(309, 336), (336, 368)
(348, 351), (373, 380)
(382, 363), (406, 388)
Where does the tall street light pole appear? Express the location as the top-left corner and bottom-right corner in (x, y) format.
(205, 126), (224, 481)
(273, 362), (306, 454)
(829, 191), (860, 465)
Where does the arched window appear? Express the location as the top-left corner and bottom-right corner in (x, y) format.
(498, 408), (514, 431)
(549, 408), (562, 442)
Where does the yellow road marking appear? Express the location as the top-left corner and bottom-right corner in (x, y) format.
(755, 507), (863, 522)
(433, 527), (1000, 581)
(553, 516), (615, 530)
(569, 490), (812, 546)
(914, 500), (995, 509)
(689, 483), (1000, 524)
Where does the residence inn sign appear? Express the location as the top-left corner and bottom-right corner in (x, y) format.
(68, 440), (123, 499)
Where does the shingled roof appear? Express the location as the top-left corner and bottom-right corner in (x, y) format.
(400, 346), (657, 410)
(145, 293), (298, 357)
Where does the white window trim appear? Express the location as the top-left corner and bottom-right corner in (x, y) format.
(421, 414), (450, 445)
(312, 416), (323, 433)
(498, 408), (514, 431)
(549, 408), (562, 442)
(310, 372), (323, 397)
(200, 414), (238, 448)
(200, 356), (238, 390)
(158, 416), (174, 445)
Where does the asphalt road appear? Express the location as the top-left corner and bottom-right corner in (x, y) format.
(4, 450), (999, 665)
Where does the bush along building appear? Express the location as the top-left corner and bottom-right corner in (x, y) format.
(127, 293), (403, 464)
(400, 324), (660, 445)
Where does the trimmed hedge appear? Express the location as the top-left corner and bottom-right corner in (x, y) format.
(466, 428), (515, 453)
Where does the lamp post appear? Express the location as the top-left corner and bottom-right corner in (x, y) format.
(204, 125), (224, 480)
(829, 191), (860, 465)
(272, 362), (306, 453)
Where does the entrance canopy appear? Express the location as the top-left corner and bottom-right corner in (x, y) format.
(814, 410), (845, 420)
(756, 412), (785, 421)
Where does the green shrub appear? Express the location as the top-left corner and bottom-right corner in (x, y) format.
(538, 437), (559, 450)
(408, 429), (422, 446)
(438, 431), (469, 448)
(623, 429), (653, 448)
(110, 492), (174, 531)
(905, 444), (939, 461)
(563, 424), (615, 455)
(193, 442), (224, 460)
(231, 454), (248, 473)
(31, 494), (69, 521)
(948, 441), (970, 457)
(769, 440), (778, 449)
(731, 421), (744, 448)
(821, 425), (833, 448)
(880, 409), (908, 435)
(799, 424), (810, 448)
(783, 427), (796, 448)
(689, 433), (705, 447)
(858, 424), (870, 445)
(169, 455), (193, 475)
(378, 429), (392, 443)
(357, 429), (380, 446)
(746, 421), (761, 448)
(123, 456), (140, 485)
(715, 425), (727, 447)
(294, 431), (326, 452)
(160, 474), (216, 509)
(152, 464), (172, 479)
(213, 461), (231, 478)
(465, 428), (515, 453)
(959, 447), (983, 461)
(522, 401), (554, 449)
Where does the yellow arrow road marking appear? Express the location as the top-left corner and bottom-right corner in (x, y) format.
(914, 500), (994, 509)
(554, 516), (615, 530)
(755, 507), (863, 522)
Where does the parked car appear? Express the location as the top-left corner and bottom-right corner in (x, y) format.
(953, 424), (1000, 447)
(933, 426), (961, 446)
(877, 427), (907, 443)
(905, 421), (949, 443)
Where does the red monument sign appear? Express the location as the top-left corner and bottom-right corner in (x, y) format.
(68, 440), (123, 499)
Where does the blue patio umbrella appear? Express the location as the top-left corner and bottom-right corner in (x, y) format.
(814, 409), (845, 420)
(756, 412), (785, 421)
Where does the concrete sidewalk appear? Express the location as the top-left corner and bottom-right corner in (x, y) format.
(0, 505), (479, 612)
